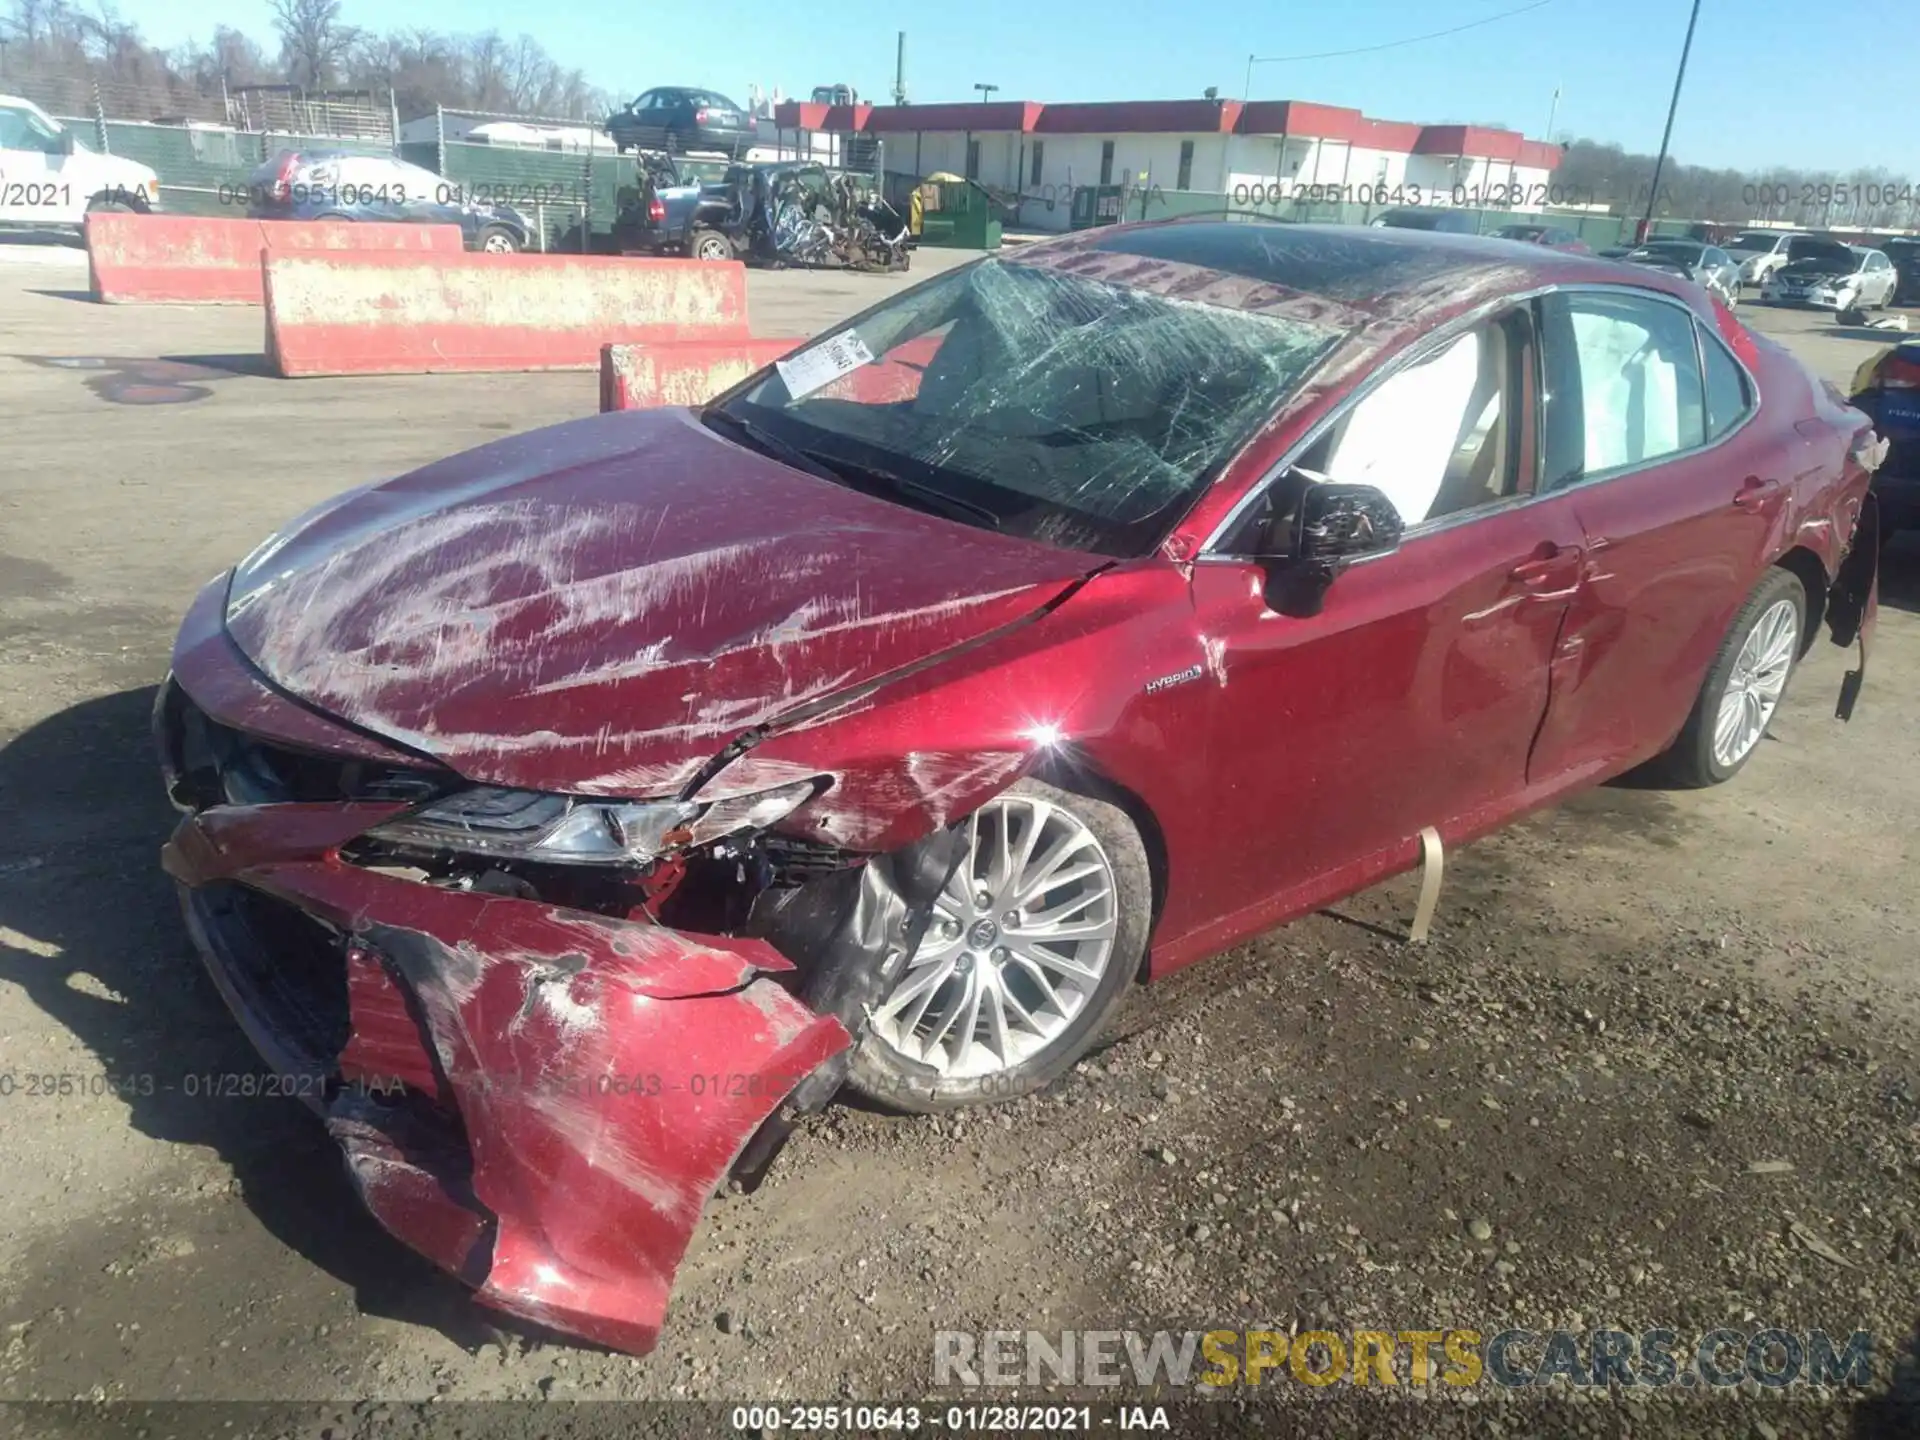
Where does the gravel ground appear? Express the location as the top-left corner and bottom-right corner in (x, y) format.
(0, 255), (1915, 1438)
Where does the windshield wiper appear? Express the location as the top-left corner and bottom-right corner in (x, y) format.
(796, 449), (1004, 530)
(701, 407), (841, 482)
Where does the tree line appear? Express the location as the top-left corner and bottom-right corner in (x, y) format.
(1, 0), (615, 122)
(4, 0), (1914, 229)
(1555, 138), (1920, 231)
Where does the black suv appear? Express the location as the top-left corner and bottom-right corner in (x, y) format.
(606, 88), (753, 158)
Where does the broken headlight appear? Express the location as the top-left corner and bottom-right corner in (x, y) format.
(363, 780), (820, 866)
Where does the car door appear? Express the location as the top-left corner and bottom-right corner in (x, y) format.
(628, 90), (666, 148)
(660, 90), (699, 150)
(1526, 287), (1774, 781)
(1867, 252), (1896, 305)
(1184, 302), (1590, 928)
(0, 102), (55, 225)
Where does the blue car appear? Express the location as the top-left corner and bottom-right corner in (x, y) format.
(1851, 340), (1920, 535)
(244, 150), (534, 252)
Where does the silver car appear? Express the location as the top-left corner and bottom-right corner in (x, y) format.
(1759, 241), (1900, 311)
(1723, 230), (1810, 286)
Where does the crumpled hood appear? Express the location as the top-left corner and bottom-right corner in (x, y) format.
(225, 407), (1097, 796)
(1777, 260), (1857, 284)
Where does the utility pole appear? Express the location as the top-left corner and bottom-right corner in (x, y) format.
(892, 32), (907, 106)
(1641, 0), (1704, 243)
(1545, 83), (1560, 141)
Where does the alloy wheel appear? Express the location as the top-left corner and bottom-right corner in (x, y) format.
(481, 232), (516, 253)
(868, 794), (1120, 1080)
(1711, 597), (1798, 768)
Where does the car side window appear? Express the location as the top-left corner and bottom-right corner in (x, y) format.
(0, 106), (30, 149)
(1700, 329), (1752, 443)
(1540, 292), (1705, 489)
(1297, 311), (1530, 528)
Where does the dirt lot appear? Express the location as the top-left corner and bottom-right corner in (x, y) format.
(0, 242), (1915, 1439)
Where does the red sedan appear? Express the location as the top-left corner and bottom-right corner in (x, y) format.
(155, 220), (1882, 1355)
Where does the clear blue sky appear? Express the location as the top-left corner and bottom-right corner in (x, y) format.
(125, 0), (1907, 173)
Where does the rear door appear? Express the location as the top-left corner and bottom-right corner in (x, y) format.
(1526, 287), (1776, 781)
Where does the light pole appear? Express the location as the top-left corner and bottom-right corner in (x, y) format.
(1641, 0), (1704, 242)
(974, 83), (999, 103)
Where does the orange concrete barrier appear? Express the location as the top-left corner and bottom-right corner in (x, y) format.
(85, 214), (463, 305)
(600, 333), (947, 410)
(265, 252), (750, 377)
(599, 339), (802, 410)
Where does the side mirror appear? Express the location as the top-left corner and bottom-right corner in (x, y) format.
(58, 129), (77, 155)
(1295, 481), (1404, 564)
(1261, 480), (1404, 618)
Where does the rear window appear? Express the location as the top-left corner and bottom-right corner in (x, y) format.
(1702, 329), (1753, 442)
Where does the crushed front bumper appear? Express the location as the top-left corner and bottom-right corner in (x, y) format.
(159, 798), (849, 1355)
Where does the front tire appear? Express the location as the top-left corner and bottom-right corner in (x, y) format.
(1657, 568), (1807, 787)
(476, 225), (521, 253)
(847, 778), (1150, 1113)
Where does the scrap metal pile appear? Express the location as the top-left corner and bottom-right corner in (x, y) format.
(754, 164), (911, 272)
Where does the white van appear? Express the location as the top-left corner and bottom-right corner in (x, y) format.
(0, 95), (161, 230)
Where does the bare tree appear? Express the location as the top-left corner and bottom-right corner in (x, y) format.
(269, 0), (358, 88)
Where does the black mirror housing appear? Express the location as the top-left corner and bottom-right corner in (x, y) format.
(59, 129), (78, 155)
(1295, 482), (1404, 563)
(1260, 481), (1404, 618)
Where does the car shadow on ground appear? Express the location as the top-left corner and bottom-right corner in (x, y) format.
(0, 685), (547, 1355)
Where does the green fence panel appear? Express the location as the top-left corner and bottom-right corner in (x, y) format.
(437, 140), (630, 250)
(68, 120), (398, 215)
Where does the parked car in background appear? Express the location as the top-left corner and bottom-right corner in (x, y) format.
(1372, 206), (1479, 233)
(1760, 241), (1899, 311)
(1723, 230), (1810, 286)
(1881, 236), (1920, 306)
(1849, 339), (1920, 535)
(0, 93), (159, 231)
(1493, 223), (1591, 252)
(1611, 239), (1743, 306)
(245, 151), (533, 251)
(156, 220), (1880, 1358)
(606, 87), (753, 157)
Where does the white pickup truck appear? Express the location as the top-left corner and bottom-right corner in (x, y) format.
(0, 94), (161, 231)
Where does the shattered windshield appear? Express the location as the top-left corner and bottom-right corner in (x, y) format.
(711, 258), (1341, 556)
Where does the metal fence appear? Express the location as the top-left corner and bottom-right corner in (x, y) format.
(420, 109), (631, 251)
(64, 119), (398, 217)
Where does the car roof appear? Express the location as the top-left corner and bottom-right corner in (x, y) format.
(1009, 219), (1700, 330)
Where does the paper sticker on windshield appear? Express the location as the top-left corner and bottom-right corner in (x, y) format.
(776, 331), (875, 401)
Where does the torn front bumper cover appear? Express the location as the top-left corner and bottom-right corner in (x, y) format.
(161, 803), (849, 1355)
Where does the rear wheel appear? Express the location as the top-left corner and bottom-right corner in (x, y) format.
(848, 778), (1150, 1113)
(687, 227), (733, 261)
(1657, 568), (1807, 787)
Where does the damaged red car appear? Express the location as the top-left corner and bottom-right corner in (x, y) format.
(156, 220), (1882, 1355)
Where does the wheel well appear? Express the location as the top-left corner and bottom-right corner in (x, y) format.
(1027, 751), (1168, 978)
(1773, 547), (1828, 656)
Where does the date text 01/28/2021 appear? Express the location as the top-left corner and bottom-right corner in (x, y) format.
(727, 1405), (1170, 1432)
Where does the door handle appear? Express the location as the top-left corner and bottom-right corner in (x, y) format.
(1733, 477), (1784, 510)
(1508, 543), (1583, 588)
